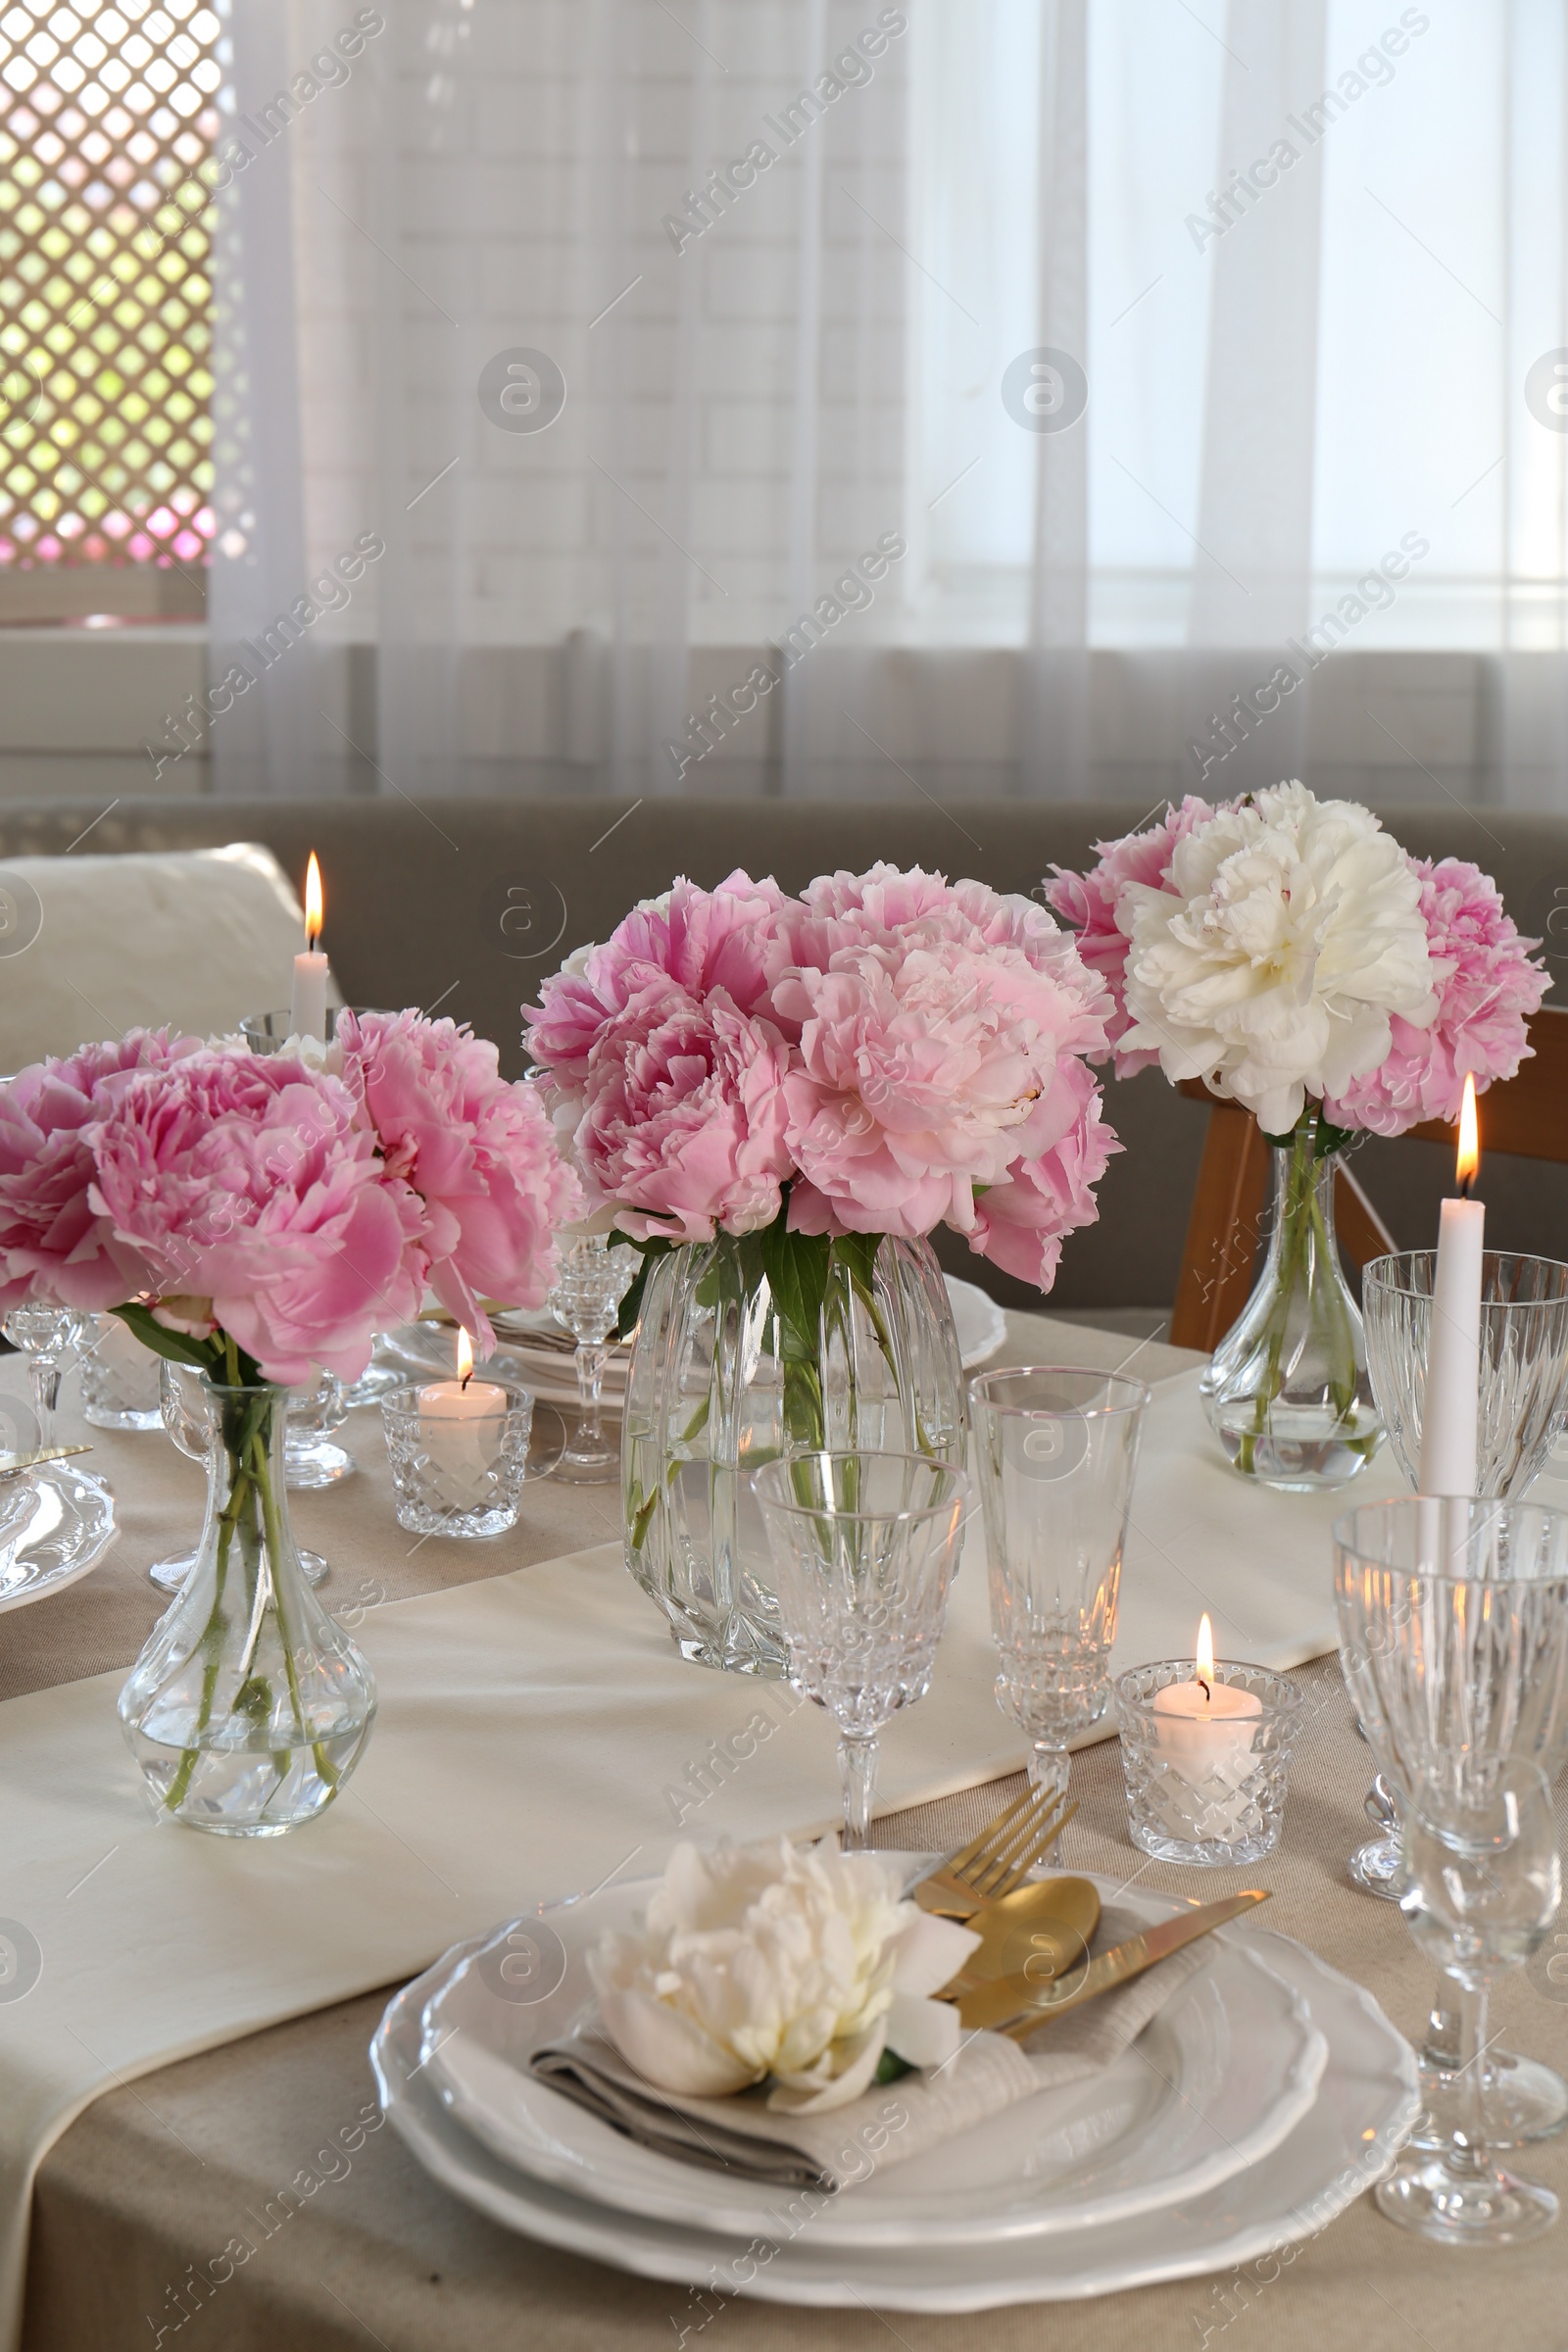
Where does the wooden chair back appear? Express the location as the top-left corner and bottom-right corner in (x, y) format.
(1168, 1005), (1568, 1353)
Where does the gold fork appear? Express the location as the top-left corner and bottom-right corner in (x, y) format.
(910, 1781), (1079, 1918)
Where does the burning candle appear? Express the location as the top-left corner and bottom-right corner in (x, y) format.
(289, 852), (329, 1042)
(417, 1327), (509, 1510)
(1149, 1613), (1263, 1840)
(1417, 1074), (1484, 1498)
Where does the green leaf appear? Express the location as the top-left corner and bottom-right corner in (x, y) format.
(614, 1238), (672, 1341)
(832, 1230), (881, 1307)
(760, 1219), (831, 1354)
(1313, 1119), (1354, 1160)
(1259, 1126), (1298, 1151)
(111, 1302), (220, 1371)
(874, 2049), (915, 2083)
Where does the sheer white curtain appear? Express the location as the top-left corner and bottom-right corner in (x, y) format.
(207, 0), (1568, 808)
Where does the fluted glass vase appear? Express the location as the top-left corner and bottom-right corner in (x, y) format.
(119, 1377), (376, 1834)
(1200, 1114), (1383, 1491)
(623, 1230), (966, 1673)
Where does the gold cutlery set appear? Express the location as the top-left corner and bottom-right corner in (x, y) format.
(0, 1443), (91, 1485)
(912, 1779), (1269, 2041)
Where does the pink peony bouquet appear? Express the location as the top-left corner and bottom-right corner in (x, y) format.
(524, 863), (1117, 1296)
(0, 1014), (580, 1387)
(1044, 782), (1547, 1146)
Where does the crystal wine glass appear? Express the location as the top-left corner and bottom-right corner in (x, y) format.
(752, 1451), (970, 1850)
(2, 1304), (85, 1444)
(1381, 1758), (1561, 2244)
(969, 1367), (1149, 1835)
(1336, 1496), (1568, 2156)
(1352, 1255), (1568, 1896)
(548, 1234), (636, 1485)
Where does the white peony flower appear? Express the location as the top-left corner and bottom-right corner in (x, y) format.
(590, 1838), (979, 2113)
(1117, 781), (1439, 1135)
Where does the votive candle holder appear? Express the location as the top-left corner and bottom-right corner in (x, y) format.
(1114, 1658), (1304, 1867)
(380, 1374), (534, 1539)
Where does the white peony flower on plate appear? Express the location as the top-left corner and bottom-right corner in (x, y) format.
(589, 1838), (980, 2114)
(1117, 781), (1439, 1135)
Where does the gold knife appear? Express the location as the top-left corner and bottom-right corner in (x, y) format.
(0, 1444), (92, 1483)
(951, 1889), (1271, 2037)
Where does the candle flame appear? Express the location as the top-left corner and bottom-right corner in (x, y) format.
(456, 1326), (473, 1388)
(1456, 1072), (1479, 1195)
(1196, 1612), (1215, 1693)
(304, 852), (323, 950)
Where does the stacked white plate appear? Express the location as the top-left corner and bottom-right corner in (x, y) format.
(382, 1276), (1008, 1419)
(371, 1861), (1420, 2311)
(0, 1463), (116, 1610)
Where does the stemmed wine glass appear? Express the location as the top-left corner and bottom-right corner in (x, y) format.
(2, 1304), (85, 1444)
(1383, 1757), (1561, 2244)
(1335, 1495), (1568, 2161)
(548, 1234), (635, 1485)
(752, 1450), (970, 1850)
(968, 1368), (1149, 1827)
(1359, 1253), (1568, 2150)
(1356, 1250), (1568, 1895)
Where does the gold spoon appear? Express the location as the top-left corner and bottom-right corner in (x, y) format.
(948, 1875), (1102, 1992)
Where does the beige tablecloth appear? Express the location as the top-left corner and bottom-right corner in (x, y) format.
(7, 1314), (1568, 2350)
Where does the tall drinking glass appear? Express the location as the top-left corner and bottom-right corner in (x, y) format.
(2, 1304), (85, 1443)
(969, 1368), (1150, 1820)
(1353, 1255), (1568, 1897)
(1335, 1497), (1568, 2156)
(1384, 1759), (1561, 2245)
(752, 1452), (970, 1850)
(549, 1234), (636, 1484)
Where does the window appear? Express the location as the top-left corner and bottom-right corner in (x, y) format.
(0, 0), (219, 617)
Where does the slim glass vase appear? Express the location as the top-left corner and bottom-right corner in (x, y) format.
(1200, 1111), (1382, 1491)
(119, 1377), (376, 1834)
(622, 1231), (966, 1674)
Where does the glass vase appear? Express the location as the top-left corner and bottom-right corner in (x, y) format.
(119, 1377), (376, 1835)
(623, 1231), (966, 1674)
(1200, 1115), (1382, 1491)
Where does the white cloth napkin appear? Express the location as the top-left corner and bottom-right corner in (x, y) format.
(529, 1905), (1215, 2193)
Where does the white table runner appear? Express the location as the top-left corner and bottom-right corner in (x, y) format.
(0, 1363), (1404, 2347)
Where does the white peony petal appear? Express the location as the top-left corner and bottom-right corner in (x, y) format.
(767, 2024), (887, 2115)
(598, 1987), (760, 2097)
(889, 1911), (981, 1999)
(885, 1989), (964, 2073)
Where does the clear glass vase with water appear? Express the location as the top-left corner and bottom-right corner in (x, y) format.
(1200, 1110), (1382, 1490)
(622, 1230), (966, 1674)
(119, 1376), (376, 1834)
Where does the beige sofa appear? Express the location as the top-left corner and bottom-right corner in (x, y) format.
(2, 795), (1562, 1320)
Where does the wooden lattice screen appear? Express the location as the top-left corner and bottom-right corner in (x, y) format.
(0, 0), (218, 603)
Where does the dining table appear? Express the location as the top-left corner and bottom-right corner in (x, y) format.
(5, 1306), (1568, 2352)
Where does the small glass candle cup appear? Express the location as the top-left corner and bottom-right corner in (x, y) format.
(284, 1370), (354, 1489)
(1114, 1658), (1304, 1868)
(380, 1373), (534, 1539)
(76, 1313), (164, 1430)
(240, 1005), (392, 1054)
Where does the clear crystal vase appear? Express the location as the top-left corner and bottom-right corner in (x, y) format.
(1200, 1113), (1383, 1491)
(623, 1232), (966, 1673)
(119, 1377), (376, 1834)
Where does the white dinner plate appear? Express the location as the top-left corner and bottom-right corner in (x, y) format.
(389, 1277), (1002, 1404)
(418, 1868), (1327, 2247)
(944, 1275), (1007, 1370)
(380, 1319), (625, 1413)
(0, 1467), (117, 1612)
(371, 1926), (1418, 2311)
